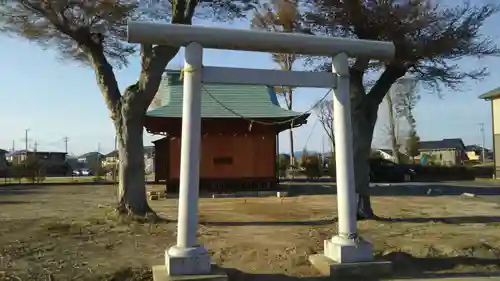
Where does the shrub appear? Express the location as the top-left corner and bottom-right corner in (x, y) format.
(23, 157), (46, 183)
(8, 164), (26, 183)
(301, 154), (322, 179)
(413, 165), (475, 181)
(326, 158), (336, 178)
(277, 154), (290, 178)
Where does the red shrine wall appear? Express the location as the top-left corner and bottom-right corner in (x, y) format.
(167, 134), (276, 179)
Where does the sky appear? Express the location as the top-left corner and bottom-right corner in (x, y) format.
(1, 8), (500, 156)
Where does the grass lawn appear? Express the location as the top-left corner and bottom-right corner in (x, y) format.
(0, 184), (500, 280)
(0, 174), (155, 185)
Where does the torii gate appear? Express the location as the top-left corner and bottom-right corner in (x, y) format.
(127, 21), (395, 280)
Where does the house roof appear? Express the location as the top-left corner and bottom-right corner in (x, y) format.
(78, 152), (104, 159)
(6, 150), (67, 157)
(478, 87), (500, 100)
(6, 150), (28, 157)
(146, 71), (310, 122)
(104, 147), (153, 158)
(418, 138), (465, 151)
(105, 150), (118, 157)
(466, 145), (491, 152)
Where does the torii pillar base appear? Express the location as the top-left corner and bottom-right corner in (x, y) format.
(152, 264), (228, 281)
(309, 236), (392, 279)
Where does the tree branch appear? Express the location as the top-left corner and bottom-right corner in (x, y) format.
(366, 64), (407, 106)
(85, 42), (123, 117)
(133, 44), (179, 112)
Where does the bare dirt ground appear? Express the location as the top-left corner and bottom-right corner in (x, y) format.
(0, 184), (500, 281)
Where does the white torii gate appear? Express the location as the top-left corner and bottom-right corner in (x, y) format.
(127, 21), (395, 279)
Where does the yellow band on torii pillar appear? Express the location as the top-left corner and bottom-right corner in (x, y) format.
(179, 66), (202, 81)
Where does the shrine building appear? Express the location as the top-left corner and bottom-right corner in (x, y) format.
(145, 70), (310, 193)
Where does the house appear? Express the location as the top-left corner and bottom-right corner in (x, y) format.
(0, 149), (8, 175)
(146, 70), (309, 191)
(479, 87), (500, 177)
(465, 145), (493, 162)
(417, 138), (468, 166)
(5, 150), (67, 166)
(102, 150), (119, 167)
(77, 152), (104, 169)
(102, 147), (155, 173)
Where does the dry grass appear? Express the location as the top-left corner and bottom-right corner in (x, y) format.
(0, 184), (500, 280)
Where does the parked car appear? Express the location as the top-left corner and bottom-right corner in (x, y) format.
(80, 168), (92, 176)
(369, 158), (416, 182)
(73, 168), (93, 176)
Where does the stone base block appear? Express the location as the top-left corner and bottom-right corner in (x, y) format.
(165, 246), (211, 276)
(324, 236), (374, 263)
(153, 265), (228, 281)
(309, 254), (392, 279)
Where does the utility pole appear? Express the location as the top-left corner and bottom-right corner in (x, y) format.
(479, 123), (486, 163)
(97, 142), (101, 179)
(24, 129), (29, 152)
(24, 129), (29, 166)
(33, 141), (38, 153)
(11, 140), (15, 152)
(63, 137), (69, 154)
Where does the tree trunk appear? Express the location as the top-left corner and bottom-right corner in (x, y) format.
(351, 100), (379, 219)
(287, 89), (295, 168)
(289, 129), (295, 166)
(115, 102), (154, 218)
(386, 94), (399, 163)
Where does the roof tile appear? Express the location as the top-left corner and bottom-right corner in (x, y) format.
(147, 71), (309, 120)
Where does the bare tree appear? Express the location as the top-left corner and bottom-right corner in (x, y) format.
(394, 78), (419, 129)
(252, 0), (307, 167)
(385, 77), (418, 163)
(306, 0), (500, 218)
(385, 91), (399, 163)
(314, 99), (334, 152)
(0, 0), (255, 218)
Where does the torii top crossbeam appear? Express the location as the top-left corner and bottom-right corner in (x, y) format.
(127, 21), (395, 60)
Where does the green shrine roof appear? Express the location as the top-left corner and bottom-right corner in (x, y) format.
(146, 70), (309, 120)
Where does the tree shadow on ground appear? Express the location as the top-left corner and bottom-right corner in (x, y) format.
(225, 268), (331, 281)
(285, 182), (500, 197)
(375, 215), (500, 224)
(200, 214), (500, 227)
(199, 218), (335, 227)
(0, 200), (30, 205)
(224, 252), (500, 281)
(382, 252), (500, 279)
(0, 184), (48, 195)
